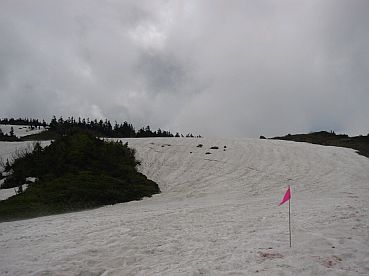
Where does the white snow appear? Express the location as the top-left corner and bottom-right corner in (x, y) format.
(0, 138), (369, 275)
(0, 124), (45, 137)
(25, 177), (38, 183)
(0, 184), (28, 201)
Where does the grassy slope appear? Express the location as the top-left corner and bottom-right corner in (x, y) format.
(20, 128), (103, 141)
(20, 130), (58, 141)
(271, 131), (369, 158)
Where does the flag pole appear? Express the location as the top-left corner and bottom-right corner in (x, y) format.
(279, 185), (292, 247)
(289, 189), (291, 247)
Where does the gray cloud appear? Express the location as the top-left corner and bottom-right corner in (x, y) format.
(0, 0), (368, 137)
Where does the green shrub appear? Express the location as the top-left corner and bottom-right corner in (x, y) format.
(0, 130), (160, 222)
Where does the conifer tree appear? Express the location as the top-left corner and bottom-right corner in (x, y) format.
(5, 159), (11, 172)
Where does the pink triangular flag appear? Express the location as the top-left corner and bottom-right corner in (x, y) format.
(279, 185), (291, 206)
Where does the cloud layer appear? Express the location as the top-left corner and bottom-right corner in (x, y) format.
(1, 0), (368, 137)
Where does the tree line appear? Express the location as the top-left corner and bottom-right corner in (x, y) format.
(49, 116), (201, 138)
(1, 116), (201, 138)
(0, 118), (47, 127)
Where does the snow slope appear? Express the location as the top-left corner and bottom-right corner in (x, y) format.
(0, 124), (45, 137)
(0, 138), (368, 275)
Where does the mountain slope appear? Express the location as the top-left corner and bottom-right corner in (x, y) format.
(1, 138), (369, 275)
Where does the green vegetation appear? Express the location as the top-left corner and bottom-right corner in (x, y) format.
(271, 131), (369, 158)
(1, 116), (202, 141)
(0, 117), (46, 127)
(0, 130), (160, 222)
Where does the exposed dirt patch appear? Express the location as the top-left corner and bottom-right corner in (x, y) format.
(258, 251), (283, 260)
(318, 255), (343, 268)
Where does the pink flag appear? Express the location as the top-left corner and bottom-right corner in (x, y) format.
(279, 186), (291, 206)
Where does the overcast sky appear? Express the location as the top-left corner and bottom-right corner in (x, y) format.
(0, 0), (368, 137)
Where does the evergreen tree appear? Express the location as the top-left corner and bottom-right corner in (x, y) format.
(5, 159), (11, 172)
(49, 116), (58, 130)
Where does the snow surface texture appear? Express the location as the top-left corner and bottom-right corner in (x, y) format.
(0, 124), (45, 137)
(0, 138), (369, 275)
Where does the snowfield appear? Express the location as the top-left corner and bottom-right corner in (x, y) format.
(0, 124), (45, 137)
(1, 138), (369, 275)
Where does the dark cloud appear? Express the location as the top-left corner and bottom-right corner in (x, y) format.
(0, 0), (368, 137)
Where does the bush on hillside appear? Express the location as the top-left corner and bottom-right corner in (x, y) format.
(0, 130), (160, 222)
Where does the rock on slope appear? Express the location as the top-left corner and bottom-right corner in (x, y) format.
(0, 138), (368, 275)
